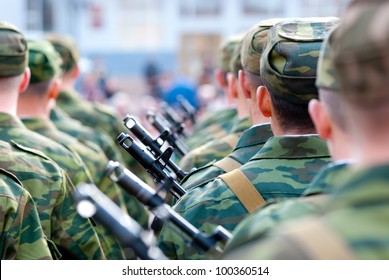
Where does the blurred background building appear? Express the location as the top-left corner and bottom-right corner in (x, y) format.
(0, 0), (349, 112)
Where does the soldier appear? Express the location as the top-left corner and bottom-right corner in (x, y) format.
(223, 0), (389, 259)
(183, 35), (242, 151)
(18, 39), (149, 259)
(157, 18), (337, 260)
(45, 33), (152, 187)
(178, 19), (280, 191)
(178, 35), (252, 172)
(0, 168), (52, 260)
(0, 21), (104, 259)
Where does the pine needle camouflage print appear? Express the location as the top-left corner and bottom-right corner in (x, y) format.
(224, 164), (389, 260)
(0, 168), (52, 260)
(180, 123), (273, 190)
(0, 140), (105, 259)
(223, 162), (351, 254)
(333, 2), (389, 105)
(0, 22), (28, 77)
(184, 108), (238, 151)
(50, 107), (150, 228)
(179, 117), (252, 172)
(260, 18), (340, 105)
(158, 135), (330, 259)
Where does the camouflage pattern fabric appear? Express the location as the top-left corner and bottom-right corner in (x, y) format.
(21, 118), (148, 259)
(315, 26), (339, 91)
(27, 40), (62, 83)
(229, 39), (243, 79)
(158, 135), (330, 259)
(223, 162), (351, 254)
(179, 117), (252, 172)
(45, 33), (79, 73)
(241, 18), (287, 75)
(0, 22), (28, 77)
(0, 168), (52, 260)
(223, 164), (389, 259)
(0, 113), (94, 189)
(0, 140), (105, 259)
(180, 123), (273, 190)
(50, 107), (153, 221)
(184, 108), (238, 151)
(260, 18), (340, 105)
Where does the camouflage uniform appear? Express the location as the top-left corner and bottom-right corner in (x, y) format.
(223, 21), (345, 255)
(158, 18), (338, 260)
(0, 139), (104, 259)
(0, 168), (52, 260)
(224, 1), (389, 260)
(0, 21), (104, 259)
(179, 116), (252, 172)
(45, 34), (149, 184)
(158, 135), (330, 259)
(223, 162), (351, 254)
(223, 165), (389, 260)
(180, 123), (273, 191)
(50, 107), (150, 228)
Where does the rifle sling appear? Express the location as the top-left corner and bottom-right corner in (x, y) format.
(219, 169), (266, 214)
(213, 157), (242, 173)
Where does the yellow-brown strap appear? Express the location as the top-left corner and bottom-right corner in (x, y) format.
(286, 218), (356, 259)
(222, 134), (239, 149)
(213, 157), (242, 173)
(219, 169), (266, 214)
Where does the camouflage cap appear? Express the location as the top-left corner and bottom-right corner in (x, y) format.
(229, 40), (243, 79)
(260, 17), (340, 105)
(316, 25), (340, 91)
(333, 1), (389, 104)
(217, 34), (244, 73)
(27, 40), (63, 83)
(45, 33), (79, 72)
(0, 21), (28, 77)
(241, 18), (287, 75)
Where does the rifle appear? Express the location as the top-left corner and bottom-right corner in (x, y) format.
(74, 183), (166, 260)
(123, 115), (187, 179)
(145, 111), (189, 157)
(116, 132), (186, 199)
(106, 161), (232, 254)
(177, 95), (197, 125)
(160, 102), (188, 139)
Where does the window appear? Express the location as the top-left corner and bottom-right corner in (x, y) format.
(180, 0), (221, 17)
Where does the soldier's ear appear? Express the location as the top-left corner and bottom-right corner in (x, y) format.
(238, 70), (251, 99)
(257, 86), (272, 118)
(48, 78), (61, 100)
(215, 69), (228, 90)
(18, 68), (31, 94)
(309, 99), (331, 140)
(227, 73), (238, 99)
